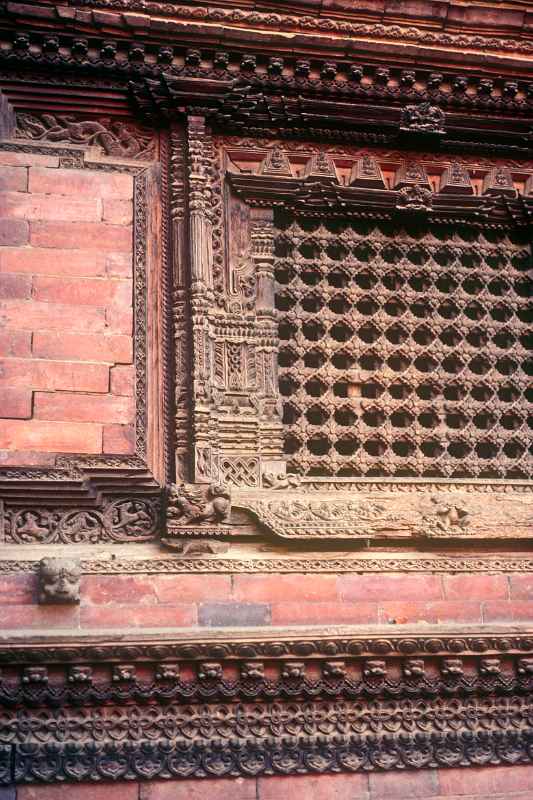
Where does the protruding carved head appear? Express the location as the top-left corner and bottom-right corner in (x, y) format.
(39, 558), (81, 604)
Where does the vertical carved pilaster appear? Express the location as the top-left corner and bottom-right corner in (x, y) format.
(250, 208), (285, 477)
(169, 124), (191, 482)
(186, 116), (216, 483)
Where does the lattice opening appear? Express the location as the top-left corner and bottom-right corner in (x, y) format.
(275, 214), (532, 478)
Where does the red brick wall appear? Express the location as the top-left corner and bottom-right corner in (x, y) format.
(4, 762), (533, 799)
(0, 150), (136, 465)
(1, 570), (532, 630)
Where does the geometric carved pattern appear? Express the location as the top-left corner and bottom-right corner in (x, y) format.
(276, 215), (531, 479)
(1, 628), (533, 783)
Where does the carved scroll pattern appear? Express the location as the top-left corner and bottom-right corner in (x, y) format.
(275, 215), (531, 478)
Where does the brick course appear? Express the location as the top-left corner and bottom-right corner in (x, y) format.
(0, 152), (135, 460)
(9, 764), (533, 799)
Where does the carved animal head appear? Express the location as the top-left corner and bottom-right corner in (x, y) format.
(39, 558), (81, 604)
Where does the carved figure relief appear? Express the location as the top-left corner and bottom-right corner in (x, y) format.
(16, 113), (156, 160)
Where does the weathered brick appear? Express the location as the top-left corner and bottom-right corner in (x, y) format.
(198, 602), (270, 626)
(379, 601), (482, 624)
(0, 358), (109, 391)
(103, 198), (133, 224)
(81, 575), (159, 605)
(0, 450), (57, 466)
(0, 151), (59, 168)
(0, 330), (31, 357)
(233, 574), (338, 603)
(0, 388), (32, 418)
(271, 601), (378, 625)
(0, 192), (101, 222)
(29, 166), (133, 199)
(442, 574), (509, 601)
(30, 221), (132, 251)
(33, 275), (132, 306)
(0, 574), (36, 604)
(34, 392), (134, 424)
(1, 299), (107, 332)
(106, 251), (133, 277)
(140, 777), (256, 800)
(370, 768), (439, 798)
(0, 217), (29, 245)
(155, 575), (232, 603)
(1, 603), (80, 628)
(80, 604), (196, 628)
(339, 573), (443, 602)
(0, 419), (102, 453)
(103, 423), (135, 454)
(110, 364), (135, 394)
(0, 247), (107, 276)
(509, 574), (533, 600)
(33, 331), (132, 363)
(0, 165), (28, 191)
(482, 601), (533, 622)
(106, 306), (133, 334)
(258, 773), (369, 799)
(0, 272), (32, 299)
(18, 782), (138, 800)
(438, 764), (533, 795)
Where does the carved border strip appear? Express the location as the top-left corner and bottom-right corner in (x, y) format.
(2, 554), (533, 574)
(1, 626), (532, 661)
(0, 627), (532, 784)
(63, 0), (533, 53)
(65, 0), (533, 57)
(4, 731), (533, 785)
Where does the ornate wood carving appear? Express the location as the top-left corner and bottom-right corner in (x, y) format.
(0, 626), (533, 784)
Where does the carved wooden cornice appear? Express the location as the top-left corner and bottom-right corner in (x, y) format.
(0, 626), (532, 784)
(5, 0), (533, 69)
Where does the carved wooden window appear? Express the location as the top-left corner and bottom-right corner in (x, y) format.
(275, 213), (531, 479)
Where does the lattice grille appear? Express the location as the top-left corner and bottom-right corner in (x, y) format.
(275, 215), (532, 478)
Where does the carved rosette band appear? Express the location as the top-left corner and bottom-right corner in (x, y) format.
(1, 627), (533, 784)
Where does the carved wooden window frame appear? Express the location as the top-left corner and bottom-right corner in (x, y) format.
(165, 115), (532, 547)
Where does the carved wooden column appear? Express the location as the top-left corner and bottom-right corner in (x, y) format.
(250, 207), (285, 479)
(169, 124), (190, 482)
(185, 115), (217, 483)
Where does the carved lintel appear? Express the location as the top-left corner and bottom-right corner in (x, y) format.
(234, 487), (533, 540)
(38, 558), (80, 604)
